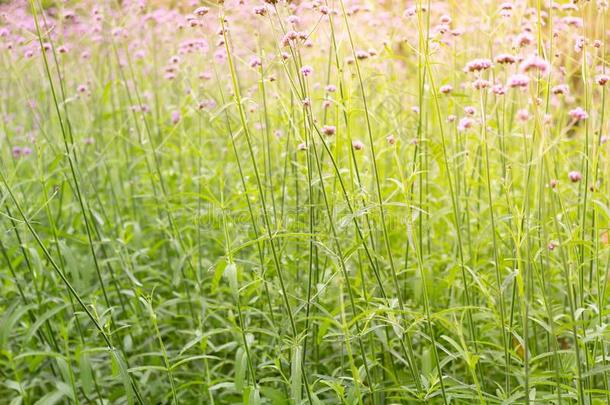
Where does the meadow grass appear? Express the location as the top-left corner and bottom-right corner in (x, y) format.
(1, 0), (610, 403)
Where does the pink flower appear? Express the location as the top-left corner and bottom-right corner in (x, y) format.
(568, 171), (582, 182)
(404, 6), (417, 17)
(517, 109), (530, 122)
(193, 7), (209, 16)
(596, 74), (609, 86)
(300, 65), (313, 77)
(492, 84), (507, 95)
(574, 36), (585, 53)
(552, 84), (569, 95)
(352, 140), (365, 150)
(494, 54), (516, 64)
(472, 79), (490, 90)
(569, 107), (588, 121)
(440, 85), (453, 94)
(254, 6), (267, 16)
(507, 74), (530, 88)
(12, 146), (22, 158)
(250, 56), (262, 68)
(464, 58), (493, 73)
(464, 106), (476, 116)
(171, 111), (181, 125)
(458, 117), (475, 131)
(355, 50), (370, 60)
(198, 99), (216, 110)
(515, 32), (534, 47)
(281, 31), (299, 47)
(386, 134), (396, 145)
(519, 55), (551, 75)
(562, 16), (583, 28)
(322, 125), (336, 136)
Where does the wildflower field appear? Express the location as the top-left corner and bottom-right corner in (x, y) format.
(1, 0), (610, 403)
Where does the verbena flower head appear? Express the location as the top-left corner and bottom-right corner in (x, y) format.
(12, 146), (22, 158)
(458, 117), (475, 131)
(352, 140), (364, 150)
(193, 7), (209, 16)
(515, 32), (534, 47)
(568, 171), (582, 182)
(249, 56), (262, 68)
(322, 125), (336, 136)
(473, 79), (490, 90)
(440, 85), (453, 94)
(464, 58), (493, 73)
(552, 84), (569, 95)
(569, 107), (588, 121)
(519, 55), (551, 75)
(492, 84), (507, 95)
(517, 109), (530, 121)
(596, 75), (609, 86)
(507, 74), (530, 88)
(494, 54), (516, 65)
(300, 65), (313, 77)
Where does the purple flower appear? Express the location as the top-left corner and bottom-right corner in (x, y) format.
(569, 107), (588, 122)
(300, 65), (313, 77)
(568, 171), (582, 182)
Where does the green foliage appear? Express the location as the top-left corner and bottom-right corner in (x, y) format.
(1, 0), (610, 404)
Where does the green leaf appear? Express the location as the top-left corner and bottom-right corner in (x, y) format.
(212, 260), (226, 293)
(234, 346), (246, 392)
(79, 352), (94, 396)
(0, 303), (36, 350)
(23, 304), (69, 346)
(111, 349), (134, 405)
(259, 386), (288, 405)
(33, 390), (64, 405)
